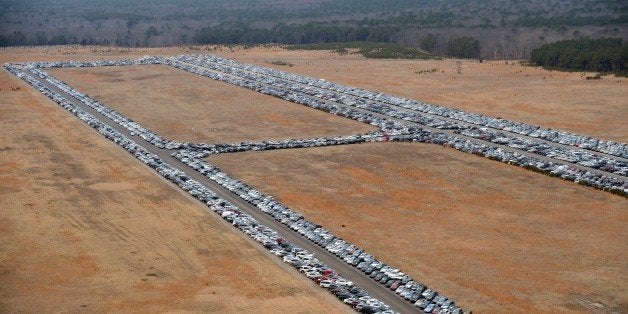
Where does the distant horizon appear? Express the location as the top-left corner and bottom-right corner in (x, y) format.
(1, 0), (625, 60)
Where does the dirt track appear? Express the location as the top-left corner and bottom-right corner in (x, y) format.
(209, 142), (628, 312)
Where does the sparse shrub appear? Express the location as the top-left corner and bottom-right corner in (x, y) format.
(415, 68), (439, 74)
(270, 60), (294, 67)
(287, 42), (433, 60)
(585, 73), (602, 80)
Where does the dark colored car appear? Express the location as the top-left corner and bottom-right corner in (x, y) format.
(423, 303), (435, 313)
(410, 291), (421, 303)
(379, 275), (389, 284)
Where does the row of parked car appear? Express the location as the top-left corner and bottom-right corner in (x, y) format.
(23, 56), (150, 69)
(172, 55), (627, 177)
(161, 58), (412, 135)
(163, 56), (626, 195)
(21, 60), (185, 150)
(402, 132), (626, 194)
(455, 128), (627, 175)
(23, 56), (628, 176)
(21, 58), (411, 149)
(184, 132), (385, 155)
(188, 54), (627, 159)
(32, 56), (627, 178)
(174, 149), (466, 314)
(5, 63), (396, 314)
(10, 54), (626, 312)
(13, 56), (626, 195)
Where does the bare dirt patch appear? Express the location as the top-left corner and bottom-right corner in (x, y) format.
(217, 46), (628, 142)
(0, 54), (346, 312)
(48, 64), (375, 144)
(208, 142), (628, 312)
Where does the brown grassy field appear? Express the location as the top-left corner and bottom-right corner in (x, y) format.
(208, 142), (628, 313)
(215, 46), (628, 143)
(4, 45), (625, 142)
(48, 64), (375, 144)
(0, 51), (347, 313)
(1, 45), (626, 312)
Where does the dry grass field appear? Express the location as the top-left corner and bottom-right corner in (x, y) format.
(3, 45), (626, 142)
(216, 46), (628, 143)
(208, 142), (628, 313)
(49, 64), (375, 144)
(0, 51), (346, 313)
(1, 45), (626, 312)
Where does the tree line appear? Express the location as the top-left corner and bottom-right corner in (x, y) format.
(1, 0), (624, 61)
(286, 42), (433, 59)
(192, 22), (398, 46)
(193, 23), (481, 59)
(529, 37), (627, 75)
(0, 31), (111, 47)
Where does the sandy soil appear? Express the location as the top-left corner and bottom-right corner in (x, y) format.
(208, 142), (628, 313)
(48, 64), (375, 144)
(0, 53), (347, 313)
(215, 46), (628, 143)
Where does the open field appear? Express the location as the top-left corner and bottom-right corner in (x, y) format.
(2, 46), (627, 312)
(3, 45), (626, 143)
(208, 142), (628, 312)
(0, 58), (346, 312)
(215, 46), (628, 143)
(48, 64), (375, 144)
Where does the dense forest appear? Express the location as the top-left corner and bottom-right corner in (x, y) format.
(286, 42), (433, 60)
(529, 37), (627, 75)
(0, 0), (626, 59)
